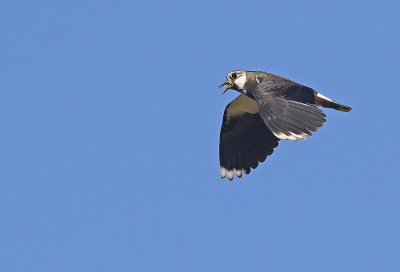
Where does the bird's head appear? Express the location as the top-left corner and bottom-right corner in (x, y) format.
(219, 70), (247, 94)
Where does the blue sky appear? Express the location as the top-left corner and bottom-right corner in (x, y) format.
(1, 0), (399, 271)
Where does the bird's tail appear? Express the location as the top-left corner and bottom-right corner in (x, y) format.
(314, 92), (352, 112)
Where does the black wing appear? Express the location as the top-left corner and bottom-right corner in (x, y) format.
(219, 95), (279, 180)
(253, 82), (326, 141)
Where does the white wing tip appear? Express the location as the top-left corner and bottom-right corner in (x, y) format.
(220, 167), (243, 180)
(274, 132), (311, 141)
(220, 167), (227, 178)
(234, 169), (242, 178)
(227, 170), (234, 181)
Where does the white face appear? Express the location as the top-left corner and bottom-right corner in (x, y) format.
(227, 70), (247, 91)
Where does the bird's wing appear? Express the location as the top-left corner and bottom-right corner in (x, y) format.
(219, 94), (279, 180)
(253, 82), (326, 141)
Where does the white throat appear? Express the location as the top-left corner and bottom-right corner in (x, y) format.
(234, 74), (247, 91)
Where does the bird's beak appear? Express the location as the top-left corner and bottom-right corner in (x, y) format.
(219, 81), (232, 94)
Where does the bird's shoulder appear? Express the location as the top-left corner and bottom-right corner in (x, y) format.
(249, 72), (316, 104)
(249, 72), (297, 88)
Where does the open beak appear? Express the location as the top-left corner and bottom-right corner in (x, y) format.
(219, 81), (232, 94)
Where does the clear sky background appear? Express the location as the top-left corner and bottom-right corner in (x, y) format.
(1, 0), (399, 271)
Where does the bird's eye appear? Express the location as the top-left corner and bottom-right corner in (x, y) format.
(231, 73), (237, 78)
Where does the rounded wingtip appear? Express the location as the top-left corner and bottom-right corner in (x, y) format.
(220, 167), (244, 180)
(234, 169), (242, 178)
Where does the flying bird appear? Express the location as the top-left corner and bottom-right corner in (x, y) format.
(219, 70), (352, 180)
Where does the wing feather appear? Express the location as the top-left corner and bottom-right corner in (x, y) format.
(219, 95), (279, 180)
(253, 81), (326, 141)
